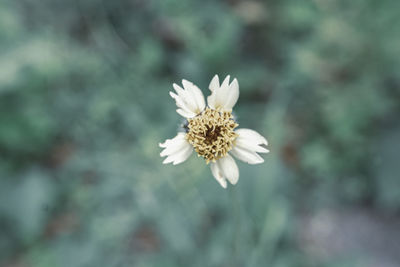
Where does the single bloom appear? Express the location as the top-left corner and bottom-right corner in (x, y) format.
(159, 75), (269, 188)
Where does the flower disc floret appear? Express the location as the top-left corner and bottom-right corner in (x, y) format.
(186, 108), (238, 163)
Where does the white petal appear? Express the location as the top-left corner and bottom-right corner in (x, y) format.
(207, 94), (216, 109)
(172, 145), (193, 165)
(210, 162), (227, 188)
(230, 128), (269, 165)
(215, 75), (231, 109)
(169, 92), (197, 118)
(192, 85), (206, 112)
(172, 83), (185, 95)
(209, 75), (220, 92)
(230, 146), (264, 164)
(223, 78), (239, 110)
(217, 154), (239, 185)
(235, 128), (268, 146)
(220, 75), (231, 90)
(172, 83), (198, 114)
(160, 135), (189, 157)
(176, 108), (196, 118)
(160, 133), (193, 165)
(235, 139), (269, 153)
(207, 75), (239, 111)
(159, 132), (185, 148)
(172, 80), (206, 115)
(182, 79), (205, 113)
(163, 144), (192, 165)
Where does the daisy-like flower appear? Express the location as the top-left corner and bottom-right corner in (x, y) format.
(159, 75), (269, 188)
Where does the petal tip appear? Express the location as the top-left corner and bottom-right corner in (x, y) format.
(209, 75), (220, 92)
(230, 179), (239, 185)
(252, 158), (264, 165)
(218, 179), (227, 188)
(172, 83), (182, 91)
(169, 91), (176, 98)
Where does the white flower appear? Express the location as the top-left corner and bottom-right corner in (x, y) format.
(159, 75), (269, 188)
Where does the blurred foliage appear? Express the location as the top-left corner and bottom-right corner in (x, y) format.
(0, 0), (399, 266)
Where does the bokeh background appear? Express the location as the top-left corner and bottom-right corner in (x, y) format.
(1, 0), (400, 266)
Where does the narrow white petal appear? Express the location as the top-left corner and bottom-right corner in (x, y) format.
(217, 154), (239, 185)
(176, 108), (196, 118)
(192, 84), (206, 111)
(221, 75), (231, 90)
(172, 145), (193, 165)
(208, 75), (239, 111)
(181, 79), (192, 90)
(163, 144), (192, 165)
(160, 136), (189, 157)
(210, 163), (227, 188)
(182, 79), (205, 113)
(160, 133), (193, 165)
(159, 132), (185, 148)
(207, 75), (219, 108)
(231, 128), (268, 164)
(215, 91), (229, 110)
(163, 153), (177, 164)
(208, 75), (233, 109)
(223, 78), (239, 110)
(235, 128), (268, 146)
(172, 83), (186, 98)
(173, 83), (197, 113)
(207, 94), (216, 109)
(214, 75), (231, 109)
(162, 157), (174, 164)
(169, 91), (196, 117)
(230, 146), (264, 165)
(235, 139), (269, 153)
(209, 75), (220, 92)
(181, 80), (199, 110)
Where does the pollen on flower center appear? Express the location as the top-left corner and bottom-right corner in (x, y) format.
(186, 108), (238, 163)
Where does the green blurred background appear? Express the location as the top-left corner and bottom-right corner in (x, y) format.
(1, 0), (400, 266)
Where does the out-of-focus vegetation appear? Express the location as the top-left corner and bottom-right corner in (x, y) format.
(1, 0), (400, 266)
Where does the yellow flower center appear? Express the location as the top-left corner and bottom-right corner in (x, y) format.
(186, 108), (238, 163)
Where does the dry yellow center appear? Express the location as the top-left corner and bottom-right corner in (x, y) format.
(186, 108), (238, 163)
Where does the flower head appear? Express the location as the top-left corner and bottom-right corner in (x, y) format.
(159, 75), (269, 188)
